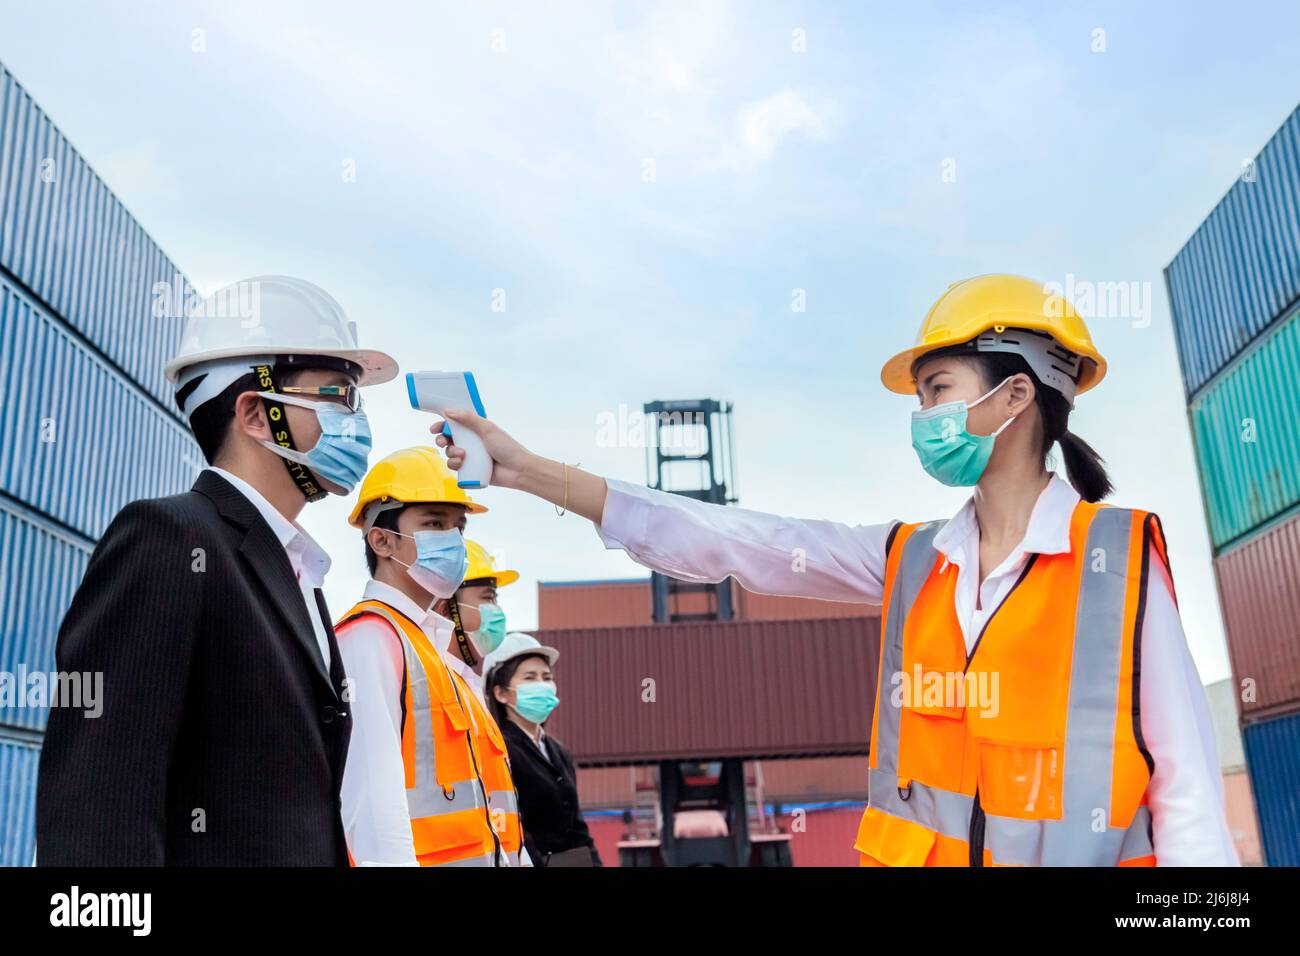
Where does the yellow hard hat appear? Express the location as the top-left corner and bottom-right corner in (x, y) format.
(463, 539), (519, 588)
(880, 275), (1107, 401)
(348, 446), (487, 528)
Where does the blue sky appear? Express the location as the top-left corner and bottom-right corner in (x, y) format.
(3, 0), (1299, 682)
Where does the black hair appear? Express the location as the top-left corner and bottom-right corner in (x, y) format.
(485, 653), (551, 729)
(364, 505), (405, 576)
(184, 370), (263, 465)
(919, 345), (1113, 503)
(179, 357), (360, 465)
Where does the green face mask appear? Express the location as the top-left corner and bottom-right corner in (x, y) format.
(474, 603), (508, 654)
(910, 376), (1016, 487)
(514, 681), (560, 723)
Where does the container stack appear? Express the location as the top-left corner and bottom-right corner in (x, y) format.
(1165, 104), (1300, 867)
(0, 61), (196, 864)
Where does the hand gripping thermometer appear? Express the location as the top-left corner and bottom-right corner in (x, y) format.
(405, 371), (493, 489)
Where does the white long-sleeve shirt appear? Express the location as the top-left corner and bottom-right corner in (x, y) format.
(595, 474), (1239, 866)
(336, 579), (530, 866)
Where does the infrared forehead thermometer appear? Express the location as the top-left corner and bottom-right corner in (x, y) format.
(406, 371), (493, 489)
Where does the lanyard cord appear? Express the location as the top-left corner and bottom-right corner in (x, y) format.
(440, 650), (504, 866)
(254, 363), (327, 503)
(444, 595), (480, 667)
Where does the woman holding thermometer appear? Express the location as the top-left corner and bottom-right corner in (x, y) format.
(432, 274), (1238, 867)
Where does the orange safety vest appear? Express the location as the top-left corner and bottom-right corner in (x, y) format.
(338, 599), (523, 866)
(855, 501), (1168, 867)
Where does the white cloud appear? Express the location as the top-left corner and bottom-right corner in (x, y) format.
(702, 89), (833, 170)
(738, 90), (829, 157)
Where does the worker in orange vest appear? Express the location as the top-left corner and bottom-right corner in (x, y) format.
(428, 275), (1239, 866)
(334, 446), (526, 866)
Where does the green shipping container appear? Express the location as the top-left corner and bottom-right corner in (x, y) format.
(1191, 305), (1300, 551)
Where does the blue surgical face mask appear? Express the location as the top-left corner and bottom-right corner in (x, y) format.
(473, 603), (508, 654)
(258, 392), (372, 495)
(910, 376), (1016, 487)
(387, 528), (469, 599)
(513, 681), (559, 723)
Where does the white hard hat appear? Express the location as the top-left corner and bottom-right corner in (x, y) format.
(482, 632), (559, 686)
(164, 275), (398, 385)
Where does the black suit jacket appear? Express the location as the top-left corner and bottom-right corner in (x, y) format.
(501, 720), (601, 866)
(36, 470), (352, 866)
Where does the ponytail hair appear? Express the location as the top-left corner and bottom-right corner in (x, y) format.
(1056, 429), (1113, 503)
(921, 345), (1114, 502)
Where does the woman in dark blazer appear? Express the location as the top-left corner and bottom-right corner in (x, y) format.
(483, 633), (602, 866)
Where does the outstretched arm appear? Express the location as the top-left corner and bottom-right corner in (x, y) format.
(434, 409), (895, 605)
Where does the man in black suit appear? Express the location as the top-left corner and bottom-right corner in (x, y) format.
(36, 276), (397, 865)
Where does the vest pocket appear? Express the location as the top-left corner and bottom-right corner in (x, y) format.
(411, 809), (489, 861)
(974, 740), (1063, 820)
(898, 666), (965, 720)
(440, 698), (470, 733)
(853, 806), (937, 867)
(433, 701), (474, 789)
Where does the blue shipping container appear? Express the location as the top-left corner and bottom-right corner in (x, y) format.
(0, 501), (93, 731)
(0, 61), (195, 865)
(1165, 104), (1300, 398)
(0, 734), (39, 866)
(1242, 712), (1300, 867)
(0, 62), (191, 409)
(0, 276), (198, 541)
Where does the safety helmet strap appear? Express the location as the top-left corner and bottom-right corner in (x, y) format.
(970, 327), (1084, 406)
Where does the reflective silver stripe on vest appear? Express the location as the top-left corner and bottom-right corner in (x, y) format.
(431, 851), (497, 868)
(872, 521), (945, 778)
(868, 767), (971, 842)
(991, 506), (1138, 866)
(870, 509), (1154, 866)
(358, 605), (489, 820)
(1117, 805), (1155, 862)
(489, 790), (519, 816)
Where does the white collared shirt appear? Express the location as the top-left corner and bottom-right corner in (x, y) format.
(530, 724), (549, 757)
(932, 474), (1079, 654)
(595, 474), (1240, 866)
(335, 579), (527, 866)
(207, 466), (332, 670)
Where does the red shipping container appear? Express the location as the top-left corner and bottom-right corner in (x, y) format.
(538, 579), (652, 629)
(538, 578), (879, 630)
(537, 617), (880, 765)
(734, 588), (881, 622)
(575, 766), (641, 808)
(759, 755), (868, 803)
(1213, 511), (1300, 718)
